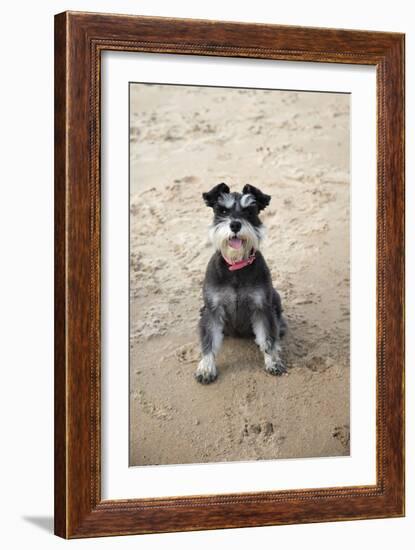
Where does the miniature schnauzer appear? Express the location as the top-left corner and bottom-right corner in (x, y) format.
(196, 182), (287, 384)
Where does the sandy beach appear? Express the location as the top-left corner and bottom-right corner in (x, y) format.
(129, 83), (350, 466)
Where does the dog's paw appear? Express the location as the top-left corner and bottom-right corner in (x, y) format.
(265, 358), (287, 376)
(194, 370), (218, 384)
(195, 357), (218, 384)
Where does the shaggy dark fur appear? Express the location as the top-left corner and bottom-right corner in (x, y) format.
(196, 183), (287, 384)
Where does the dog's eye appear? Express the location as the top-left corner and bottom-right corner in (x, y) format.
(220, 207), (229, 215)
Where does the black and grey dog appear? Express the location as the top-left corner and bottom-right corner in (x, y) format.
(196, 182), (287, 384)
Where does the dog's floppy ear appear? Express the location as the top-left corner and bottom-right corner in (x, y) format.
(202, 182), (230, 208)
(242, 184), (271, 211)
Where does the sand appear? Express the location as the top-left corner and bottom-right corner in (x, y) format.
(129, 83), (350, 466)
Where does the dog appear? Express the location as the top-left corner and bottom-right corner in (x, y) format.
(195, 182), (287, 384)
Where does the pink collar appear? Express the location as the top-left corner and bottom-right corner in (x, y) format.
(222, 250), (256, 271)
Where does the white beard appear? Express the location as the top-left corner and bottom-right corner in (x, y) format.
(209, 219), (264, 262)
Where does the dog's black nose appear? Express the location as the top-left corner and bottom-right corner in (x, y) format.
(230, 220), (242, 234)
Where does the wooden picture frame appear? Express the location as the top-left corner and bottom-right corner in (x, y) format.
(54, 11), (405, 538)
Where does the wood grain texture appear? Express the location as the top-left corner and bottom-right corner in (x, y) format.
(54, 11), (405, 538)
(54, 11), (67, 538)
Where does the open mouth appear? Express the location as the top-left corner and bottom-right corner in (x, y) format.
(229, 237), (243, 249)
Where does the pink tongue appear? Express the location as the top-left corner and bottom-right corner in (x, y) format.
(229, 238), (242, 249)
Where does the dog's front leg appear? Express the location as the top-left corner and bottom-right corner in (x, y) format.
(252, 312), (287, 376)
(196, 307), (224, 384)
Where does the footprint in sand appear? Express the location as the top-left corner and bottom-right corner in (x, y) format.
(175, 343), (200, 364)
(242, 421), (285, 443)
(332, 424), (350, 450)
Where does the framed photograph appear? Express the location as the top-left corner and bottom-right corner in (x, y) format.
(54, 11), (405, 538)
